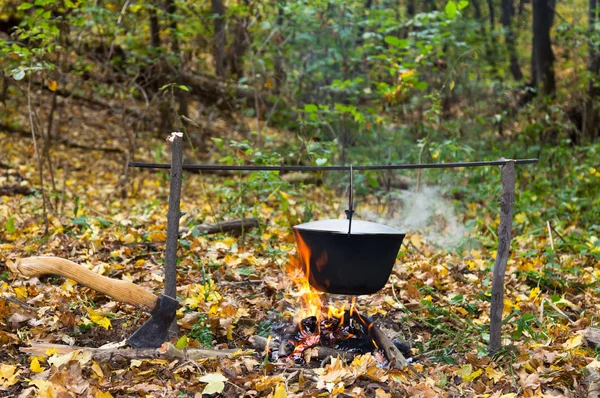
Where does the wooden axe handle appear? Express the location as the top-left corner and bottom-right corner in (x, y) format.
(17, 256), (158, 310)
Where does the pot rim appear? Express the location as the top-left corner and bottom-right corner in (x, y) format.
(293, 219), (404, 235)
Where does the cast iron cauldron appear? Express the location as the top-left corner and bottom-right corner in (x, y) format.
(293, 219), (405, 295)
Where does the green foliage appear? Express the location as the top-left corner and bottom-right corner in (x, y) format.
(190, 314), (215, 348)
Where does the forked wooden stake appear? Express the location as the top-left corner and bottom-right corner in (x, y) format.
(489, 160), (516, 355)
(165, 133), (184, 337)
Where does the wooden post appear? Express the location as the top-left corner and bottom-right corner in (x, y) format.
(489, 160), (516, 355)
(165, 132), (184, 337)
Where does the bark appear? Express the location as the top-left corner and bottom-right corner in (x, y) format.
(487, 0), (496, 30)
(212, 0), (227, 78)
(501, 0), (524, 80)
(532, 0), (556, 96)
(371, 323), (408, 369)
(165, 134), (183, 338)
(489, 161), (515, 355)
(583, 0), (600, 141)
(472, 0), (497, 71)
(149, 5), (160, 49)
(190, 218), (259, 235)
(166, 0), (179, 55)
(20, 343), (246, 362)
(273, 2), (286, 94)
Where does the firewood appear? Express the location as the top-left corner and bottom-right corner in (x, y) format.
(249, 335), (358, 362)
(370, 323), (408, 369)
(20, 342), (251, 363)
(189, 217), (259, 235)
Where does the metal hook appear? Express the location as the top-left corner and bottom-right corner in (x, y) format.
(345, 165), (354, 235)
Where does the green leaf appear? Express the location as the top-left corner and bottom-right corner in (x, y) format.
(450, 81), (455, 91)
(6, 217), (15, 234)
(18, 3), (34, 10)
(175, 335), (188, 349)
(415, 81), (429, 91)
(458, 0), (469, 10)
(178, 85), (189, 92)
(384, 36), (409, 48)
(445, 0), (457, 18)
(199, 373), (227, 395)
(315, 158), (327, 166)
(304, 103), (318, 113)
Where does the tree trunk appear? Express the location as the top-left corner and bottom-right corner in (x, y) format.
(274, 1), (286, 94)
(583, 0), (600, 141)
(166, 0), (179, 54)
(532, 0), (556, 96)
(229, 1), (250, 79)
(472, 0), (497, 71)
(486, 0), (496, 30)
(501, 0), (524, 80)
(212, 0), (227, 78)
(149, 6), (160, 49)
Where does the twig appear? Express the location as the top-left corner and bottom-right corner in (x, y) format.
(546, 221), (555, 250)
(3, 294), (37, 312)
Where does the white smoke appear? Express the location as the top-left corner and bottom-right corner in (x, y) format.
(361, 186), (466, 249)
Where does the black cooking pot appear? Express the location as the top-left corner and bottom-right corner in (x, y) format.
(293, 219), (405, 295)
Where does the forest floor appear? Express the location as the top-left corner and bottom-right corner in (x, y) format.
(1, 92), (599, 397)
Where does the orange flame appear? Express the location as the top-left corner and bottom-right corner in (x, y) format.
(287, 230), (324, 321)
(288, 230), (352, 323)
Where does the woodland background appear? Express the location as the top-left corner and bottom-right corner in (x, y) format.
(1, 0), (600, 396)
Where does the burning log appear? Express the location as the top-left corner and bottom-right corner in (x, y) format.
(265, 308), (408, 369)
(370, 323), (408, 369)
(249, 335), (358, 363)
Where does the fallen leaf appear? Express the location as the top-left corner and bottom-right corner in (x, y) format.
(0, 364), (20, 388)
(199, 372), (227, 395)
(30, 357), (45, 373)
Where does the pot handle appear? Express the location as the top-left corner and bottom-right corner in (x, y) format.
(344, 164), (354, 235)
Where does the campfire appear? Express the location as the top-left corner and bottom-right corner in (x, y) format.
(250, 243), (409, 369)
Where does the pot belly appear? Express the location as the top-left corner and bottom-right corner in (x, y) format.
(293, 229), (405, 295)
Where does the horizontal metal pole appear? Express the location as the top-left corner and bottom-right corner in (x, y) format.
(129, 158), (538, 172)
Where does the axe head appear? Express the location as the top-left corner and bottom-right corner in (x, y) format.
(127, 295), (178, 348)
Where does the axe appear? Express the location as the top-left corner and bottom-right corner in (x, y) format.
(16, 256), (178, 349)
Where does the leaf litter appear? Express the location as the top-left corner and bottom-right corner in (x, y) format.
(1, 108), (599, 397)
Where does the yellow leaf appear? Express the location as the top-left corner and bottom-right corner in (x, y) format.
(456, 364), (472, 380)
(485, 365), (504, 383)
(176, 335), (188, 349)
(0, 364), (20, 388)
(61, 278), (77, 294)
(14, 286), (27, 300)
(463, 368), (482, 382)
(563, 333), (584, 350)
(95, 390), (113, 398)
(45, 347), (57, 357)
(88, 309), (112, 330)
(29, 379), (56, 397)
(30, 357), (45, 373)
(48, 80), (57, 91)
(91, 361), (104, 378)
(529, 287), (540, 300)
(273, 383), (287, 398)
